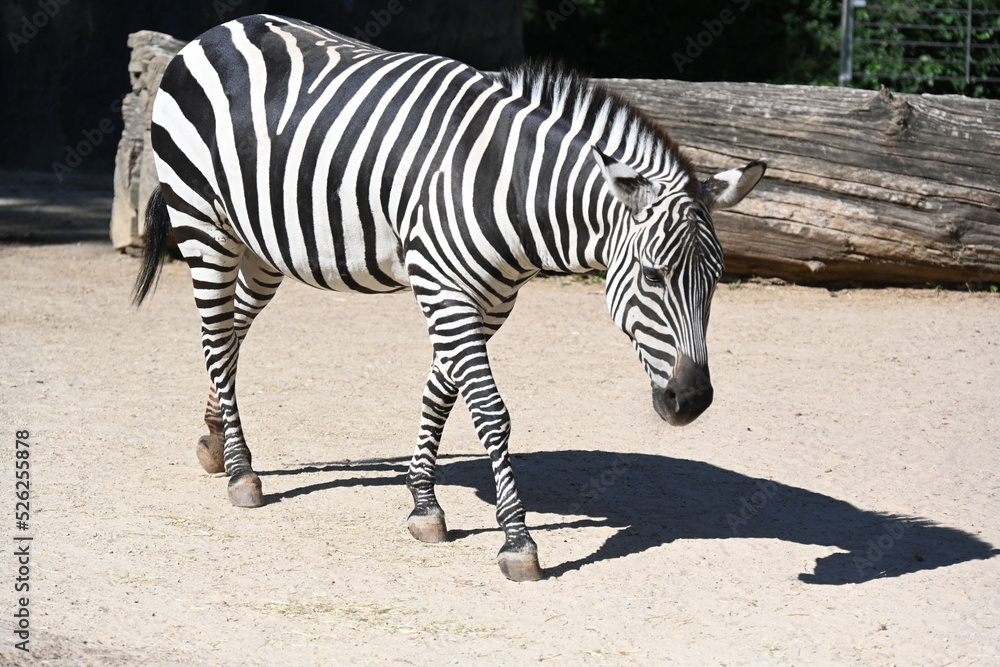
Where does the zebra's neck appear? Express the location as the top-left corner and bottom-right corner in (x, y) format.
(502, 120), (618, 274)
(496, 63), (695, 275)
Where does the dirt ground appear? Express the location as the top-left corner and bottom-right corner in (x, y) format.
(1, 188), (999, 664)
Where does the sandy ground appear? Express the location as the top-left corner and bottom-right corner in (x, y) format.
(1, 194), (999, 664)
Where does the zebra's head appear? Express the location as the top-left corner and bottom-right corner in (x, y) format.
(597, 155), (767, 426)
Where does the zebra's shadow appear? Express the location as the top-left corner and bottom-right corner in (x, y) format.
(261, 450), (997, 584)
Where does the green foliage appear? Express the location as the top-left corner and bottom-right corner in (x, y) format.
(772, 0), (843, 86)
(852, 0), (1000, 97)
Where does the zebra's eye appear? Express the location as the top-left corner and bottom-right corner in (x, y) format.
(642, 268), (664, 287)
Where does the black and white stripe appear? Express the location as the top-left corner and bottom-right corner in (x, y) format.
(134, 14), (765, 581)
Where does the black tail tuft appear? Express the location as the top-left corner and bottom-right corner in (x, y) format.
(132, 186), (170, 306)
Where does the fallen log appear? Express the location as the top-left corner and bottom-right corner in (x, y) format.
(605, 79), (1000, 287)
(111, 32), (1000, 287)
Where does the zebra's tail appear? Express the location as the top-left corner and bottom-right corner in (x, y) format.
(132, 185), (170, 306)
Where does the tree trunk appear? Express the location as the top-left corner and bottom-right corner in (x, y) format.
(110, 31), (185, 252)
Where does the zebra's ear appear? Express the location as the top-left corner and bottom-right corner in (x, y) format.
(593, 149), (663, 214)
(701, 159), (767, 213)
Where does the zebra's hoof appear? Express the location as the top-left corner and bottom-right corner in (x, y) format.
(228, 471), (263, 508)
(497, 550), (543, 582)
(407, 513), (448, 543)
(196, 434), (225, 474)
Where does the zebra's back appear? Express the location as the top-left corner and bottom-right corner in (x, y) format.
(152, 14), (511, 294)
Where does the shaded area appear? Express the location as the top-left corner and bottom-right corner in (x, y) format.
(0, 171), (113, 245)
(261, 451), (997, 584)
(524, 1), (841, 85)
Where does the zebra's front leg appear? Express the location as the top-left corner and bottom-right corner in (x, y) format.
(415, 287), (540, 580)
(452, 343), (541, 581)
(472, 392), (541, 582)
(406, 362), (458, 543)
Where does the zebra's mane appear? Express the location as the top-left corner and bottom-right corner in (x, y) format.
(496, 61), (697, 189)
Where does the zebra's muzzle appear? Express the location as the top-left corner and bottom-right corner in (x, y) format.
(652, 355), (713, 426)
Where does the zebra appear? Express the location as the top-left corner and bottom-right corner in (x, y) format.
(133, 14), (766, 582)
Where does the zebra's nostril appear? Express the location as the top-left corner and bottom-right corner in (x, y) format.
(664, 388), (678, 408)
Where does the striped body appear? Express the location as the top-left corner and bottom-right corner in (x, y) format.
(139, 14), (766, 580)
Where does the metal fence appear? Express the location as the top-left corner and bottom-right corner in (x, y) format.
(839, 0), (1000, 92)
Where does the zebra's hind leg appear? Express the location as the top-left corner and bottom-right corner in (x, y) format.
(406, 361), (458, 542)
(179, 225), (267, 508)
(196, 383), (225, 474)
(195, 253), (283, 475)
